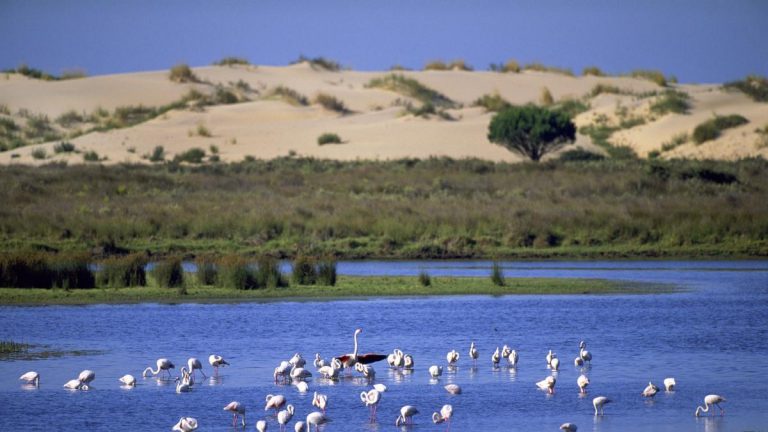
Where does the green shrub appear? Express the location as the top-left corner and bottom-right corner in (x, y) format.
(554, 99), (590, 119)
(266, 86), (309, 106)
(524, 63), (574, 76)
(660, 133), (689, 152)
(292, 55), (341, 71)
(366, 74), (456, 108)
(650, 90), (690, 115)
(151, 257), (184, 288)
(169, 63), (198, 83)
(292, 255), (317, 285)
(55, 110), (85, 127)
(425, 59), (472, 71)
(724, 75), (768, 102)
(256, 256), (287, 288)
(0, 252), (53, 288)
(53, 141), (76, 153)
(540, 87), (554, 106)
(490, 261), (505, 286)
(195, 124), (212, 137)
(213, 56), (250, 66)
(693, 114), (749, 144)
(60, 69), (87, 80)
(589, 84), (623, 97)
(473, 92), (512, 112)
(98, 254), (148, 288)
(83, 150), (100, 162)
(488, 104), (576, 161)
(418, 271), (431, 286)
(424, 60), (449, 71)
(195, 256), (218, 285)
(212, 86), (239, 104)
(216, 255), (257, 289)
(10, 64), (57, 80)
(502, 60), (521, 73)
(582, 66), (605, 77)
(318, 133), (342, 145)
(31, 148), (47, 160)
(629, 69), (668, 87)
(209, 144), (219, 154)
(316, 258), (337, 286)
(558, 148), (605, 162)
(174, 148), (206, 163)
(149, 146), (165, 162)
(314, 93), (350, 114)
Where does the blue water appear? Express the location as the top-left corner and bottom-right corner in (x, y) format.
(1, 260), (767, 431)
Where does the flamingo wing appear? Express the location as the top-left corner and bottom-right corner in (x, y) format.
(357, 353), (388, 364)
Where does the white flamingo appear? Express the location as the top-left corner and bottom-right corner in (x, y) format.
(469, 342), (478, 364)
(446, 349), (459, 365)
(317, 364), (339, 380)
(642, 381), (659, 398)
(176, 371), (192, 393)
(664, 377), (676, 391)
(313, 353), (327, 369)
(19, 371), (39, 387)
(336, 328), (362, 369)
(355, 362), (376, 380)
(491, 347), (500, 366)
(577, 374), (590, 394)
(593, 396), (611, 416)
(574, 356), (584, 367)
(360, 388), (381, 421)
(143, 358), (175, 379)
(560, 422), (577, 432)
(187, 358), (207, 380)
(277, 405), (295, 431)
(695, 394), (726, 417)
(224, 401), (246, 427)
(501, 345), (511, 359)
(172, 416), (198, 432)
(256, 419), (268, 432)
(388, 349), (404, 368)
(403, 353), (414, 370)
(429, 365), (443, 378)
(275, 360), (292, 382)
(209, 354), (229, 376)
(294, 421), (306, 432)
(550, 357), (560, 371)
(546, 350), (556, 368)
(306, 412), (328, 432)
(78, 369), (95, 384)
(265, 394), (287, 414)
(580, 348), (592, 364)
(63, 378), (88, 390)
(119, 374), (136, 387)
(312, 391), (328, 413)
(289, 353), (306, 368)
(373, 383), (387, 393)
(444, 384), (462, 394)
(432, 404), (453, 429)
(395, 405), (419, 426)
(295, 381), (309, 393)
(290, 364), (312, 381)
(536, 376), (556, 394)
(508, 349), (519, 367)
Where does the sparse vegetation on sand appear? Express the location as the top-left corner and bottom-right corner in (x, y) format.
(291, 55), (342, 71)
(265, 86), (310, 106)
(367, 74), (456, 108)
(693, 114), (749, 144)
(314, 93), (350, 114)
(488, 60), (521, 73)
(317, 133), (342, 145)
(724, 75), (768, 102)
(174, 147), (206, 163)
(472, 92), (512, 112)
(628, 69), (674, 87)
(523, 62), (575, 77)
(423, 60), (473, 71)
(0, 157), (765, 260)
(650, 90), (691, 115)
(213, 56), (250, 66)
(168, 63), (199, 83)
(582, 66), (606, 77)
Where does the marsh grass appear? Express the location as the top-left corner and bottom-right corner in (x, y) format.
(418, 271), (431, 287)
(0, 340), (30, 354)
(216, 255), (257, 289)
(317, 133), (342, 145)
(256, 256), (287, 288)
(266, 86), (309, 106)
(98, 254), (147, 288)
(472, 92), (512, 112)
(151, 257), (184, 288)
(491, 262), (505, 286)
(169, 63), (199, 83)
(724, 75), (768, 102)
(195, 256), (218, 285)
(316, 258), (337, 286)
(292, 255), (317, 285)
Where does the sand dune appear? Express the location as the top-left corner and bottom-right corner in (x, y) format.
(1, 63), (766, 165)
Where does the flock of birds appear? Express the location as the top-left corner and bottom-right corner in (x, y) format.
(17, 328), (727, 431)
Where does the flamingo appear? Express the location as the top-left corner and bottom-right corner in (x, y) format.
(574, 356), (584, 367)
(577, 374), (590, 394)
(277, 405), (294, 431)
(172, 417), (199, 432)
(429, 365), (443, 378)
(508, 349), (519, 367)
(317, 364), (339, 380)
(119, 374), (136, 387)
(395, 405), (419, 426)
(224, 401), (246, 427)
(256, 419), (268, 432)
(274, 361), (292, 383)
(305, 411), (328, 432)
(469, 342), (479, 364)
(290, 364), (312, 381)
(313, 353), (327, 369)
(388, 349), (404, 368)
(209, 354), (229, 376)
(176, 370), (192, 393)
(642, 381), (659, 398)
(289, 353), (306, 368)
(312, 391), (328, 413)
(360, 388), (381, 422)
(491, 347), (500, 366)
(143, 358), (175, 379)
(295, 381), (309, 393)
(403, 353), (414, 370)
(580, 348), (592, 364)
(355, 362), (376, 380)
(265, 394), (287, 415)
(560, 422), (577, 432)
(446, 349), (459, 365)
(334, 328), (387, 369)
(546, 350), (556, 368)
(501, 345), (511, 359)
(695, 394), (726, 417)
(432, 404), (453, 430)
(550, 357), (560, 371)
(294, 421), (306, 432)
(593, 396), (611, 416)
(78, 369), (95, 385)
(445, 384), (462, 395)
(664, 377), (676, 391)
(187, 358), (207, 380)
(19, 371), (39, 387)
(536, 376), (556, 394)
(63, 378), (88, 390)
(373, 383), (387, 393)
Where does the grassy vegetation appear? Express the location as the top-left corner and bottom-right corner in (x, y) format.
(582, 66), (605, 77)
(292, 55), (342, 71)
(317, 133), (342, 145)
(724, 75), (768, 102)
(539, 87), (555, 106)
(628, 69), (673, 87)
(650, 90), (691, 115)
(757, 124), (768, 148)
(0, 340), (31, 354)
(423, 60), (473, 71)
(693, 114), (749, 144)
(174, 147), (206, 163)
(488, 60), (521, 73)
(660, 133), (689, 153)
(0, 275), (662, 305)
(579, 124), (638, 159)
(266, 86), (309, 106)
(366, 74), (456, 108)
(168, 63), (199, 83)
(213, 57), (250, 66)
(314, 93), (350, 114)
(523, 63), (574, 77)
(0, 158), (765, 258)
(473, 92), (512, 112)
(4, 64), (58, 81)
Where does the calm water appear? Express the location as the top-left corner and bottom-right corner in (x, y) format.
(1, 260), (767, 431)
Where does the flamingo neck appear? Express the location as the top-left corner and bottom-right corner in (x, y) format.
(353, 331), (359, 359)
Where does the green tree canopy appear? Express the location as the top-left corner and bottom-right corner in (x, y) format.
(487, 105), (576, 161)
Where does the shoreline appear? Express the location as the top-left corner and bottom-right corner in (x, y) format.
(0, 276), (672, 306)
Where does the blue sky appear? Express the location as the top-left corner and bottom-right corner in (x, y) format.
(1, 1), (766, 83)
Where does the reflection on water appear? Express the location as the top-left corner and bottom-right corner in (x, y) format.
(1, 261), (767, 431)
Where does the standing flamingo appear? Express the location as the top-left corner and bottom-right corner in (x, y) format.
(491, 347), (500, 367)
(360, 389), (381, 422)
(429, 365), (443, 378)
(355, 362), (376, 380)
(469, 342), (478, 364)
(560, 423), (577, 432)
(313, 353), (327, 369)
(432, 404), (453, 430)
(536, 376), (556, 394)
(642, 381), (659, 398)
(395, 405), (419, 426)
(63, 379), (88, 390)
(19, 371), (39, 387)
(403, 353), (414, 370)
(446, 350), (459, 365)
(508, 349), (519, 367)
(334, 328), (387, 369)
(265, 394), (287, 415)
(224, 401), (246, 427)
(695, 394), (726, 417)
(593, 396), (612, 416)
(209, 354), (229, 376)
(312, 391), (328, 413)
(577, 375), (590, 394)
(305, 412), (328, 432)
(277, 405), (294, 431)
(501, 345), (512, 359)
(444, 384), (462, 394)
(256, 420), (268, 432)
(187, 358), (207, 380)
(172, 417), (199, 432)
(78, 370), (96, 385)
(550, 357), (561, 371)
(143, 358), (175, 379)
(295, 381), (309, 393)
(294, 421), (306, 432)
(664, 377), (676, 391)
(289, 353), (306, 368)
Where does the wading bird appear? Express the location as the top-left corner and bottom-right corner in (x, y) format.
(536, 376), (556, 394)
(429, 365), (443, 378)
(78, 369), (95, 385)
(224, 401), (246, 427)
(277, 405), (294, 431)
(432, 404), (453, 430)
(446, 350), (459, 365)
(664, 377), (676, 391)
(334, 328), (387, 369)
(491, 347), (500, 367)
(508, 350), (519, 367)
(256, 419), (268, 432)
(577, 375), (590, 394)
(469, 342), (478, 364)
(19, 371), (39, 387)
(187, 357), (206, 380)
(312, 391), (328, 413)
(143, 358), (175, 379)
(119, 374), (136, 387)
(593, 396), (612, 416)
(305, 411), (329, 431)
(63, 379), (88, 390)
(265, 394), (287, 415)
(642, 381), (659, 398)
(395, 405), (419, 427)
(445, 384), (462, 395)
(360, 388), (381, 422)
(695, 394), (726, 417)
(560, 423), (577, 432)
(209, 354), (229, 376)
(172, 417), (198, 432)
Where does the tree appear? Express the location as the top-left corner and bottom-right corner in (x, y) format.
(487, 105), (576, 162)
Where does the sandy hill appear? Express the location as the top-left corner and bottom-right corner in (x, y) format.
(1, 63), (766, 165)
